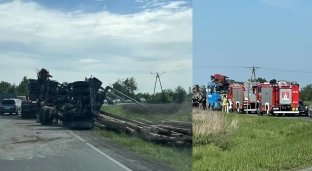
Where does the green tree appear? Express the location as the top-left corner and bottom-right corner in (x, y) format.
(0, 81), (12, 93)
(8, 83), (17, 93)
(248, 77), (267, 82)
(173, 86), (187, 103)
(16, 76), (29, 96)
(300, 84), (312, 101)
(112, 77), (138, 99)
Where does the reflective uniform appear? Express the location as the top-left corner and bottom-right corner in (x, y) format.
(222, 97), (227, 112)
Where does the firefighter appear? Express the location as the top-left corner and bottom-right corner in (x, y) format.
(201, 94), (207, 110)
(222, 95), (227, 112)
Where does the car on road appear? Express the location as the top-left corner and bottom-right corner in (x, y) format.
(299, 100), (308, 115)
(114, 99), (121, 103)
(107, 99), (116, 105)
(0, 98), (21, 115)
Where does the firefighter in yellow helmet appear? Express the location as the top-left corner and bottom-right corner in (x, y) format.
(222, 95), (227, 112)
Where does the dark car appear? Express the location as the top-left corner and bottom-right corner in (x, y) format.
(299, 100), (308, 115)
(0, 99), (21, 115)
(107, 99), (115, 105)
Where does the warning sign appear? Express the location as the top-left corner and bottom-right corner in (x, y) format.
(281, 92), (289, 100)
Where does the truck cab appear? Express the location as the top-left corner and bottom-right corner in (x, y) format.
(206, 82), (228, 110)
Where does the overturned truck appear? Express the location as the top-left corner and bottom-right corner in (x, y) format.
(27, 68), (145, 130)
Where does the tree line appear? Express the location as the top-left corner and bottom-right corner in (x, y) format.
(0, 76), (191, 104)
(110, 77), (191, 103)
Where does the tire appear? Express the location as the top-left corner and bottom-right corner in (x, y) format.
(21, 112), (27, 119)
(0, 112), (3, 115)
(39, 107), (47, 124)
(72, 81), (89, 88)
(40, 107), (54, 125)
(72, 87), (90, 95)
(62, 120), (70, 127)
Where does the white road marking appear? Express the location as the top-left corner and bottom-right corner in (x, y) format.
(69, 131), (132, 171)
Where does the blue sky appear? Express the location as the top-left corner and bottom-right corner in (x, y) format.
(0, 0), (192, 94)
(193, 0), (312, 88)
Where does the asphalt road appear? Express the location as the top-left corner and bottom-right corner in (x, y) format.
(0, 114), (174, 171)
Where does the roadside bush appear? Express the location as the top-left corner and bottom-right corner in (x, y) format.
(122, 102), (192, 115)
(193, 109), (238, 147)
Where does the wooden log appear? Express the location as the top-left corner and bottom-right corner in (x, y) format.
(126, 127), (136, 136)
(158, 125), (192, 135)
(149, 133), (188, 142)
(95, 122), (106, 129)
(136, 118), (156, 125)
(98, 119), (126, 130)
(100, 111), (147, 126)
(126, 122), (142, 131)
(154, 120), (192, 128)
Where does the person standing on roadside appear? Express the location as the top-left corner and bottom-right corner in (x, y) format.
(222, 95), (227, 112)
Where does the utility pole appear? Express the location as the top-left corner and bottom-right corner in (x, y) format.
(150, 72), (165, 95)
(245, 65), (261, 82)
(244, 66), (261, 114)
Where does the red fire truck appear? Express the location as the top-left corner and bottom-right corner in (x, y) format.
(255, 80), (300, 116)
(227, 81), (259, 114)
(227, 83), (244, 113)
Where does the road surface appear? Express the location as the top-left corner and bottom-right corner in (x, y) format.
(0, 114), (174, 171)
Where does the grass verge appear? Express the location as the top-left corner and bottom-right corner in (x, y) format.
(193, 109), (312, 171)
(93, 104), (192, 171)
(101, 103), (192, 122)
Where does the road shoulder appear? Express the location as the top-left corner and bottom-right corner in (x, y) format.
(71, 129), (175, 171)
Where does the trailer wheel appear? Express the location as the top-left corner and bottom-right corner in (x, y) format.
(72, 81), (89, 88)
(40, 107), (53, 125)
(38, 107), (47, 123)
(21, 112), (28, 119)
(72, 87), (90, 95)
(62, 120), (70, 127)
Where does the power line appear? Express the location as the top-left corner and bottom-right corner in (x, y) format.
(150, 72), (164, 95)
(165, 67), (192, 73)
(194, 65), (312, 73)
(162, 74), (190, 84)
(164, 61), (192, 72)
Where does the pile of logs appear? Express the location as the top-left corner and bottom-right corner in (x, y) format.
(96, 111), (192, 148)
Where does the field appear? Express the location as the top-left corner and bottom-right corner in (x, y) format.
(101, 103), (192, 122)
(94, 103), (192, 171)
(193, 109), (312, 171)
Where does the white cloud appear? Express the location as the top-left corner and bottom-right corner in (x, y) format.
(0, 0), (192, 93)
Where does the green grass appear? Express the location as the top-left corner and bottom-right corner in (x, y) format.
(193, 111), (312, 171)
(101, 105), (192, 122)
(94, 105), (192, 171)
(92, 129), (192, 171)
